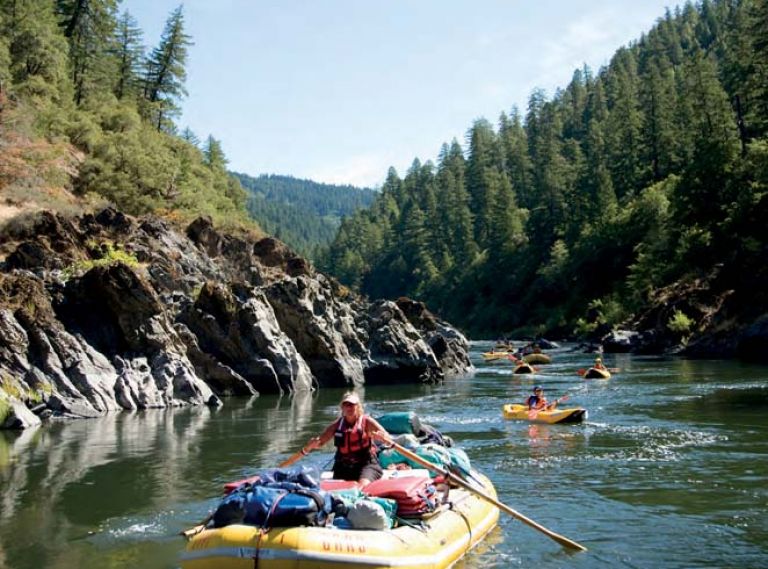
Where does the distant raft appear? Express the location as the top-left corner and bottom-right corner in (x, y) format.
(512, 362), (536, 375)
(583, 367), (611, 379)
(523, 353), (552, 365)
(482, 351), (510, 361)
(502, 403), (587, 424)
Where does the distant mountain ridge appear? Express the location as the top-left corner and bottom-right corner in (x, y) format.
(234, 173), (377, 258)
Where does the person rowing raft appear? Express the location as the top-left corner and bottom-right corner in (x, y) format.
(301, 392), (390, 488)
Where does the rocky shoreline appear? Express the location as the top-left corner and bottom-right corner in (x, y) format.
(0, 209), (473, 429)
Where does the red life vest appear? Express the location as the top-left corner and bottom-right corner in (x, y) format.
(334, 415), (373, 463)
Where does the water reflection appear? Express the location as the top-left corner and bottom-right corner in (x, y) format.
(0, 392), (328, 569)
(0, 344), (767, 569)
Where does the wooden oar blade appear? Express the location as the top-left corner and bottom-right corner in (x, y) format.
(181, 524), (205, 538)
(180, 511), (214, 539)
(491, 499), (588, 551)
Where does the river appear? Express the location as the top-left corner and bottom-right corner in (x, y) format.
(0, 341), (766, 568)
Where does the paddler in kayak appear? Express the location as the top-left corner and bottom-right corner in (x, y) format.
(527, 386), (557, 411)
(302, 391), (390, 488)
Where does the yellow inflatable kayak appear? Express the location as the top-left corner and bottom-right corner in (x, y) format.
(482, 351), (510, 361)
(502, 403), (587, 424)
(180, 471), (500, 569)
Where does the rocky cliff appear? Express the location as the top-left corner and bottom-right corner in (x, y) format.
(0, 209), (473, 429)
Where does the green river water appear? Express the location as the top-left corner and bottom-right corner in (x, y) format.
(0, 342), (766, 568)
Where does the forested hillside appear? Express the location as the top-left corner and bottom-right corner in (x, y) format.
(320, 0), (768, 338)
(0, 1), (249, 227)
(234, 173), (377, 258)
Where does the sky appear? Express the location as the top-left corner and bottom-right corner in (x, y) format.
(125, 0), (680, 189)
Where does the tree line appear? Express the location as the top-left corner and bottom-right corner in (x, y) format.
(320, 0), (768, 337)
(234, 173), (377, 258)
(0, 0), (247, 224)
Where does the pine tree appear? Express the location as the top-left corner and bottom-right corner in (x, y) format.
(465, 118), (503, 246)
(436, 140), (477, 266)
(180, 127), (200, 146)
(113, 10), (144, 100)
(203, 135), (227, 170)
(57, 0), (119, 105)
(640, 58), (678, 180)
(499, 107), (533, 209)
(142, 5), (191, 131)
(605, 48), (646, 198)
(672, 47), (739, 246)
(487, 168), (527, 257)
(527, 94), (569, 251)
(562, 68), (588, 140)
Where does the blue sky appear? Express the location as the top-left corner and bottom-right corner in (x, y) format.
(126, 1), (679, 188)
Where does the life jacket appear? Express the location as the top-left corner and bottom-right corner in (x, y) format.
(334, 415), (373, 464)
(527, 395), (546, 410)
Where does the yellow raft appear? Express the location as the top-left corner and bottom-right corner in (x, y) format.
(482, 351), (510, 361)
(502, 404), (587, 424)
(180, 472), (500, 569)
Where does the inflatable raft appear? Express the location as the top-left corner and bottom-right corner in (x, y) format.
(523, 353), (551, 365)
(502, 403), (587, 424)
(180, 470), (500, 569)
(482, 351), (510, 361)
(512, 362), (536, 374)
(583, 367), (611, 379)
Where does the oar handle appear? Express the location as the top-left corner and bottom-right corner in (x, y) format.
(278, 448), (309, 468)
(374, 434), (587, 552)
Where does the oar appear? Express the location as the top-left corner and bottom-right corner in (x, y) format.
(181, 447), (310, 539)
(528, 395), (569, 420)
(278, 447), (310, 468)
(373, 434), (587, 552)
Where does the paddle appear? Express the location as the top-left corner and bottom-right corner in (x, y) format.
(373, 434), (587, 552)
(527, 395), (569, 420)
(181, 447), (310, 539)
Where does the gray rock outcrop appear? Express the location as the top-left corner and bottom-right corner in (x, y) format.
(0, 209), (473, 428)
